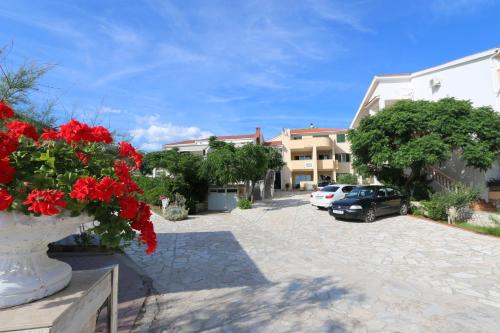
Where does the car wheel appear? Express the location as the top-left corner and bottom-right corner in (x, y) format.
(364, 208), (376, 223)
(328, 207), (334, 216)
(399, 203), (408, 215)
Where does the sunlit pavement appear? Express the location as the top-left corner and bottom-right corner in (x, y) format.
(126, 193), (500, 333)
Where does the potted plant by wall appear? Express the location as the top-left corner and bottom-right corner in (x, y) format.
(0, 101), (157, 308)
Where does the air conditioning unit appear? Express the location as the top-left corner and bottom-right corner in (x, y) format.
(305, 162), (313, 169)
(430, 78), (441, 88)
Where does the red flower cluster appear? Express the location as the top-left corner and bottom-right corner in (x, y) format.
(24, 189), (67, 216)
(70, 176), (124, 203)
(119, 141), (142, 170)
(58, 119), (113, 144)
(118, 195), (139, 219)
(130, 203), (157, 254)
(0, 189), (13, 211)
(114, 160), (142, 194)
(0, 101), (14, 120)
(0, 158), (15, 184)
(0, 132), (18, 158)
(6, 121), (39, 140)
(40, 128), (60, 141)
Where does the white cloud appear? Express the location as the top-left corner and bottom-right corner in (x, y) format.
(99, 106), (123, 114)
(130, 114), (213, 151)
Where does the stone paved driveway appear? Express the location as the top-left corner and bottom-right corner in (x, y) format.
(126, 193), (500, 333)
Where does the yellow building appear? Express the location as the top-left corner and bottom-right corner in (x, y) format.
(266, 127), (353, 190)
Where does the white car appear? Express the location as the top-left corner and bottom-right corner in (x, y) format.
(310, 184), (356, 208)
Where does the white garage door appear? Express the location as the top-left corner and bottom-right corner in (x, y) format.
(208, 188), (238, 211)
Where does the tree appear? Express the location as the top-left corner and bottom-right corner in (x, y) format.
(202, 138), (284, 202)
(348, 98), (500, 194)
(0, 46), (55, 129)
(139, 149), (209, 211)
(336, 173), (358, 185)
(236, 143), (269, 201)
(202, 137), (240, 186)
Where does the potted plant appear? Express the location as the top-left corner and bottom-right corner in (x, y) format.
(0, 101), (157, 308)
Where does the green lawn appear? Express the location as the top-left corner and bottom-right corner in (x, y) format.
(454, 222), (500, 237)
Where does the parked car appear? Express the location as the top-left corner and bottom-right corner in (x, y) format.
(310, 184), (356, 208)
(316, 181), (333, 190)
(328, 186), (408, 222)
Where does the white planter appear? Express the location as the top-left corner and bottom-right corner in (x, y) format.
(0, 212), (94, 308)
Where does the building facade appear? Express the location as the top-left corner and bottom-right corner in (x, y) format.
(350, 47), (500, 199)
(267, 127), (353, 190)
(164, 127), (264, 155)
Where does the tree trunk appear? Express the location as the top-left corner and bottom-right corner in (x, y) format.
(245, 181), (251, 200)
(404, 166), (421, 196)
(250, 180), (256, 203)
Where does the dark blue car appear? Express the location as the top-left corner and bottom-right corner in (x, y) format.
(328, 186), (409, 222)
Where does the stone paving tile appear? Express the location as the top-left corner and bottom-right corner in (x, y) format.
(51, 252), (150, 333)
(126, 193), (500, 332)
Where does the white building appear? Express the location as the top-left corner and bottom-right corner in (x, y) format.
(164, 127), (263, 156)
(350, 47), (500, 200)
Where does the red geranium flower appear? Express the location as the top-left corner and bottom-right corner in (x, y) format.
(91, 126), (113, 144)
(0, 101), (14, 120)
(0, 132), (18, 159)
(118, 195), (139, 219)
(113, 160), (143, 194)
(0, 189), (14, 211)
(96, 177), (125, 202)
(40, 128), (61, 141)
(24, 189), (67, 216)
(70, 176), (100, 201)
(130, 202), (157, 253)
(0, 158), (15, 184)
(59, 119), (93, 143)
(6, 120), (38, 140)
(118, 141), (142, 170)
(75, 151), (92, 165)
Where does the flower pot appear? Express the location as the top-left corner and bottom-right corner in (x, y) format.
(0, 212), (93, 308)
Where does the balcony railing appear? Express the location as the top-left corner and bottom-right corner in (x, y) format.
(288, 137), (332, 149)
(317, 159), (335, 170)
(289, 160), (315, 170)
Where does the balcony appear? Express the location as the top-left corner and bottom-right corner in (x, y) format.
(289, 160), (315, 170)
(288, 137), (332, 150)
(337, 162), (352, 173)
(317, 159), (335, 170)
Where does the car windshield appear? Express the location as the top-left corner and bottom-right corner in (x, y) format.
(321, 186), (339, 192)
(345, 187), (376, 198)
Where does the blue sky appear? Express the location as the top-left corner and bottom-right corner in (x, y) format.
(1, 0), (499, 150)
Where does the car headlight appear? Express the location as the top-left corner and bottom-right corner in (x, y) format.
(349, 205), (362, 210)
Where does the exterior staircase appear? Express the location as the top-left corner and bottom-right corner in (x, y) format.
(426, 166), (459, 192)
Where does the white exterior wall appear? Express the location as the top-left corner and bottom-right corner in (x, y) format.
(352, 48), (500, 199)
(411, 56), (499, 109)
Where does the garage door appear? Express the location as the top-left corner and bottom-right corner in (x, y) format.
(208, 188), (238, 211)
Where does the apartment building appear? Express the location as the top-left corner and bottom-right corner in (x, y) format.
(267, 126), (353, 190)
(350, 47), (500, 200)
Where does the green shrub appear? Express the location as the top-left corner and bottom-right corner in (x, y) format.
(336, 173), (358, 185)
(164, 206), (189, 221)
(237, 198), (252, 209)
(420, 185), (480, 221)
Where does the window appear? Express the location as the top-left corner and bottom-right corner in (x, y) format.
(294, 155), (312, 160)
(318, 154), (331, 160)
(376, 189), (387, 197)
(342, 186), (354, 193)
(313, 135), (329, 138)
(322, 186), (339, 192)
(336, 133), (346, 143)
(335, 153), (351, 163)
(386, 188), (395, 197)
(292, 136), (302, 140)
